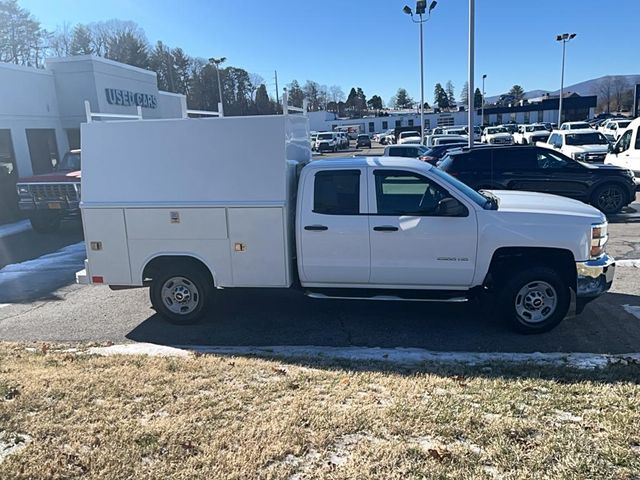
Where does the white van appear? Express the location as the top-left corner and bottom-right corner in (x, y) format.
(605, 117), (640, 179)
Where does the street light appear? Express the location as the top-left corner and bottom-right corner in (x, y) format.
(481, 74), (487, 126)
(403, 0), (437, 141)
(208, 56), (226, 116)
(555, 33), (576, 126)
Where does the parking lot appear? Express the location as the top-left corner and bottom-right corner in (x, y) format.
(1, 155), (640, 354)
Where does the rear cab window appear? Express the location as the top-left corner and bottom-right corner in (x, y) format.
(313, 170), (361, 215)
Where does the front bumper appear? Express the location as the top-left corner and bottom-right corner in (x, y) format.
(18, 198), (80, 216)
(576, 254), (615, 298)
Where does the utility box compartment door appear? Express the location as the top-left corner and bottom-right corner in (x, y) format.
(82, 208), (132, 284)
(228, 207), (288, 287)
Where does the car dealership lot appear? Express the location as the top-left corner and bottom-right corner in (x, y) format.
(0, 202), (640, 353)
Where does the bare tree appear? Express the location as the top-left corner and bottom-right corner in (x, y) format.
(329, 85), (345, 103)
(248, 73), (264, 100)
(612, 76), (629, 111)
(49, 22), (72, 57)
(596, 77), (613, 113)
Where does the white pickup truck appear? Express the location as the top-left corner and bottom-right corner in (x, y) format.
(513, 124), (551, 145)
(77, 114), (614, 333)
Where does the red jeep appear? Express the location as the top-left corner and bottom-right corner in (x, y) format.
(15, 150), (81, 233)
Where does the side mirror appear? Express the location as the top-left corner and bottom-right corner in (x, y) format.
(436, 197), (467, 217)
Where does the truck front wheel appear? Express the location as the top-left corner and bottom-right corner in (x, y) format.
(150, 264), (213, 325)
(498, 266), (570, 334)
(29, 213), (62, 233)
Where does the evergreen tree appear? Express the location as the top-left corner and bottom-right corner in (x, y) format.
(286, 80), (305, 108)
(367, 95), (383, 110)
(393, 88), (413, 109)
(434, 83), (449, 109)
(508, 84), (525, 102)
(445, 80), (455, 108)
(255, 84), (274, 114)
(460, 81), (469, 106)
(70, 24), (93, 55)
(105, 30), (149, 69)
(473, 88), (483, 109)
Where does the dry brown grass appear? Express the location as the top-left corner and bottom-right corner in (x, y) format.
(1, 342), (639, 479)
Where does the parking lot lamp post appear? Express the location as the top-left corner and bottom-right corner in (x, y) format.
(555, 33), (576, 126)
(403, 1), (437, 141)
(209, 57), (226, 116)
(481, 74), (487, 126)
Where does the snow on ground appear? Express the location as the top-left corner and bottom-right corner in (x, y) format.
(0, 220), (31, 239)
(86, 343), (640, 369)
(0, 242), (85, 282)
(616, 259), (640, 268)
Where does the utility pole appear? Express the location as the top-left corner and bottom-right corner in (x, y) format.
(481, 74), (487, 127)
(467, 0), (475, 149)
(274, 70), (280, 114)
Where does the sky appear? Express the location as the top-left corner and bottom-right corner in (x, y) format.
(20, 0), (640, 105)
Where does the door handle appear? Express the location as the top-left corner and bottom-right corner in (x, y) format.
(373, 225), (399, 232)
(304, 225), (328, 231)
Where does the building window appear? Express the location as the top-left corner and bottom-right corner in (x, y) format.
(26, 129), (59, 175)
(509, 113), (516, 123)
(382, 121), (388, 130)
(496, 113), (503, 124)
(395, 120), (402, 128)
(408, 119), (414, 127)
(313, 170), (360, 215)
(369, 122), (374, 133)
(424, 119), (431, 130)
(538, 111), (544, 123)
(523, 111), (530, 123)
(66, 129), (80, 150)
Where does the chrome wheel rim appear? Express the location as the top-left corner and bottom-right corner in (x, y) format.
(514, 281), (557, 324)
(597, 186), (623, 212)
(161, 276), (200, 315)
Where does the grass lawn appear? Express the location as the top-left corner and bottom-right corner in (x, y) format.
(1, 343), (639, 479)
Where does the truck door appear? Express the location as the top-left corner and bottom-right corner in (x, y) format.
(368, 168), (477, 287)
(298, 168), (370, 284)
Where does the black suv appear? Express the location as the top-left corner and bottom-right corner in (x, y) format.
(438, 145), (636, 214)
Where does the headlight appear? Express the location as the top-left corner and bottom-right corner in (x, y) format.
(16, 185), (30, 196)
(591, 223), (608, 258)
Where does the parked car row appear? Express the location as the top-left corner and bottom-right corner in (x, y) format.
(312, 131), (350, 152)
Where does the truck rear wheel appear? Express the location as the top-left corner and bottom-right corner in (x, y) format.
(150, 264), (213, 325)
(498, 266), (570, 334)
(29, 213), (62, 233)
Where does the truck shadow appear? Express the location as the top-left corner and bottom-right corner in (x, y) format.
(126, 289), (640, 356)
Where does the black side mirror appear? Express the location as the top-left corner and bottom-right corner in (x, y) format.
(608, 143), (614, 153)
(436, 197), (467, 217)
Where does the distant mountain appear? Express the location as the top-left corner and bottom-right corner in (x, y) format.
(484, 74), (640, 103)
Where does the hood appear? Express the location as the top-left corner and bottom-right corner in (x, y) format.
(491, 189), (605, 221)
(564, 144), (608, 154)
(487, 132), (512, 139)
(17, 170), (81, 184)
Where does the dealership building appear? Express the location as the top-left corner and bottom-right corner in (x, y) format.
(0, 55), (187, 180)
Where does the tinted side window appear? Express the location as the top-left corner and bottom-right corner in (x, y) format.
(618, 130), (632, 153)
(636, 128), (640, 150)
(492, 148), (537, 170)
(537, 150), (569, 169)
(313, 170), (360, 215)
(457, 150), (491, 171)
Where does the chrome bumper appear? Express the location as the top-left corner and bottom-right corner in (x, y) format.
(576, 254), (615, 298)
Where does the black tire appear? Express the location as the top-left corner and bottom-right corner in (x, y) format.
(150, 263), (214, 325)
(29, 213), (62, 233)
(498, 266), (570, 334)
(591, 183), (628, 214)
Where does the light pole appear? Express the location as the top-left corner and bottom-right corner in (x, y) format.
(481, 74), (487, 126)
(467, 0), (475, 149)
(209, 56), (226, 116)
(403, 1), (437, 142)
(555, 33), (576, 127)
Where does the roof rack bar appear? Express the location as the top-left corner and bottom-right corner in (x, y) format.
(84, 100), (143, 123)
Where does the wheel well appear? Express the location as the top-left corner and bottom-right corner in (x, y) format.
(486, 247), (576, 291)
(142, 255), (215, 286)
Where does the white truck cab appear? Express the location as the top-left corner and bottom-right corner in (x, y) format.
(398, 131), (422, 144)
(546, 129), (610, 162)
(77, 114), (615, 333)
(513, 124), (550, 145)
(605, 117), (640, 179)
(481, 126), (514, 145)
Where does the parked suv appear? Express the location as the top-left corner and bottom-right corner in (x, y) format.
(315, 132), (339, 152)
(16, 149), (82, 233)
(438, 145), (636, 214)
(356, 134), (371, 148)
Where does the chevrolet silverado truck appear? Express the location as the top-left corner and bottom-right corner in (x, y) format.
(77, 114), (614, 333)
(16, 149), (81, 233)
(513, 124), (550, 145)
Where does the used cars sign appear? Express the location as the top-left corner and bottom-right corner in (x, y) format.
(105, 88), (157, 109)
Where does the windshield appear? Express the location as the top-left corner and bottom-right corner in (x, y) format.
(430, 167), (490, 209)
(400, 131), (419, 138)
(318, 133), (333, 140)
(618, 121), (631, 128)
(570, 123), (589, 129)
(57, 152), (81, 171)
(487, 127), (507, 134)
(526, 125), (547, 132)
(565, 132), (608, 146)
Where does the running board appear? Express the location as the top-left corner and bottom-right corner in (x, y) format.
(305, 291), (468, 303)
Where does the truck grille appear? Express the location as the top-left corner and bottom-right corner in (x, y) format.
(29, 183), (79, 201)
(585, 153), (606, 162)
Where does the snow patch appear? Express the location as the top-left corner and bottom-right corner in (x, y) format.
(0, 220), (31, 239)
(0, 304), (10, 309)
(616, 259), (640, 268)
(0, 431), (31, 464)
(623, 304), (640, 320)
(85, 343), (640, 369)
